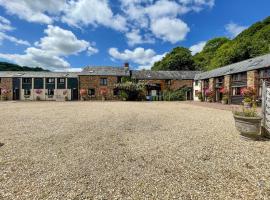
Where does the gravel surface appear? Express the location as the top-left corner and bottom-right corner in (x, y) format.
(0, 101), (269, 200)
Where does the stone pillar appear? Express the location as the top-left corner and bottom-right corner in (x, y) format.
(209, 78), (216, 102)
(247, 70), (259, 98)
(224, 75), (232, 104)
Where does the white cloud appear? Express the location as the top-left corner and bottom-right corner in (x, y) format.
(0, 0), (215, 46)
(35, 25), (90, 56)
(62, 0), (127, 31)
(0, 16), (13, 31)
(87, 46), (99, 56)
(151, 17), (190, 43)
(189, 41), (206, 55)
(0, 15), (30, 46)
(0, 25), (96, 70)
(125, 29), (154, 46)
(119, 0), (213, 44)
(0, 32), (30, 46)
(108, 47), (166, 69)
(0, 0), (66, 24)
(225, 22), (247, 38)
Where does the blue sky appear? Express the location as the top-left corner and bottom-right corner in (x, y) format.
(0, 0), (269, 71)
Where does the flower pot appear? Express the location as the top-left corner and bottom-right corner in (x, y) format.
(233, 114), (262, 139)
(243, 102), (252, 108)
(222, 100), (228, 105)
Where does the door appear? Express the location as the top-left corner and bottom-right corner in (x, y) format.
(13, 89), (20, 100)
(71, 89), (78, 100)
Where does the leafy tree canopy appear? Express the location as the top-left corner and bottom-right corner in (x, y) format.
(152, 47), (196, 71)
(152, 16), (270, 72)
(0, 62), (49, 71)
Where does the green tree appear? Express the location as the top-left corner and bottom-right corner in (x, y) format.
(152, 47), (196, 71)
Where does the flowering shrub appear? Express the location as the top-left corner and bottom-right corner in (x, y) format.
(1, 88), (10, 100)
(205, 88), (214, 102)
(220, 87), (229, 95)
(1, 88), (9, 95)
(116, 82), (146, 101)
(35, 89), (42, 95)
(80, 89), (87, 96)
(241, 87), (256, 103)
(241, 87), (256, 98)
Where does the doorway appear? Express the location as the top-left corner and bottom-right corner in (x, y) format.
(71, 88), (78, 100)
(13, 89), (20, 100)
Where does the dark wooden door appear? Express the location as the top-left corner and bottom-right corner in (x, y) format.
(13, 89), (20, 100)
(71, 89), (78, 100)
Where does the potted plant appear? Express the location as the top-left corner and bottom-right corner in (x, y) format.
(1, 88), (9, 101)
(205, 89), (214, 102)
(80, 89), (87, 101)
(35, 89), (42, 101)
(222, 96), (228, 104)
(197, 91), (203, 102)
(241, 87), (256, 108)
(100, 88), (107, 101)
(233, 104), (262, 139)
(220, 88), (229, 104)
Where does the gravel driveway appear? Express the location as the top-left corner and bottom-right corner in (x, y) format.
(0, 101), (269, 199)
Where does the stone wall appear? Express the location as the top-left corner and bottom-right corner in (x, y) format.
(79, 76), (119, 100)
(0, 78), (12, 100)
(247, 70), (259, 98)
(224, 75), (232, 104)
(140, 79), (193, 91)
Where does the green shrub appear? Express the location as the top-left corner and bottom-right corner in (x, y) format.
(163, 89), (186, 101)
(119, 91), (128, 101)
(116, 81), (146, 101)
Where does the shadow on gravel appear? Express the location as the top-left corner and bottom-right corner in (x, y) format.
(0, 142), (4, 147)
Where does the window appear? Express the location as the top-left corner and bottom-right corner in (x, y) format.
(48, 89), (54, 96)
(88, 88), (95, 96)
(195, 80), (199, 86)
(23, 78), (31, 84)
(100, 78), (107, 86)
(59, 78), (65, 83)
(232, 87), (242, 96)
(165, 80), (172, 85)
(47, 78), (55, 83)
(24, 89), (31, 96)
(0, 88), (1, 95)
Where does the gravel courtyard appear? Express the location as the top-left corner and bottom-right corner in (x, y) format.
(0, 102), (269, 199)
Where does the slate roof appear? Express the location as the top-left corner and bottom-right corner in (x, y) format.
(81, 66), (130, 76)
(0, 71), (79, 78)
(131, 70), (201, 80)
(195, 53), (270, 80)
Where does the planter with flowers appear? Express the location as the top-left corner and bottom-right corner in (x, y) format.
(233, 104), (262, 139)
(205, 89), (214, 102)
(80, 89), (88, 101)
(220, 88), (229, 104)
(35, 89), (42, 101)
(241, 87), (256, 108)
(63, 90), (68, 101)
(1, 88), (10, 101)
(100, 88), (108, 101)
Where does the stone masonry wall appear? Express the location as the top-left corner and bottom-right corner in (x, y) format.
(247, 70), (259, 97)
(140, 79), (193, 91)
(0, 78), (12, 100)
(209, 78), (216, 101)
(79, 76), (119, 100)
(224, 75), (232, 104)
